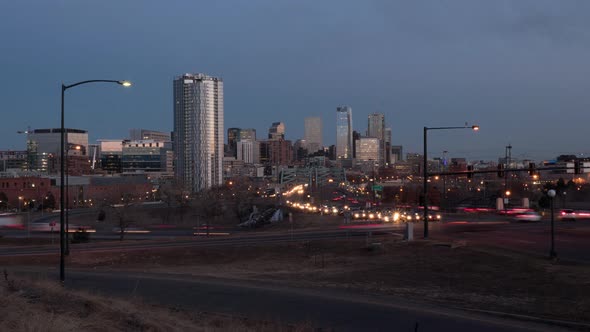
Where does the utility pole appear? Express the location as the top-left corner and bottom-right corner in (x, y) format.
(504, 145), (512, 191)
(442, 150), (448, 211)
(504, 144), (512, 211)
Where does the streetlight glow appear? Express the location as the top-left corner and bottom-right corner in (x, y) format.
(423, 123), (480, 238)
(119, 80), (132, 87)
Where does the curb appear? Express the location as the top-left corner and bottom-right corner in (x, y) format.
(460, 307), (590, 331)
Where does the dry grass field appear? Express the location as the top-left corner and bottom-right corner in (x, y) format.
(0, 272), (315, 332)
(3, 237), (589, 324)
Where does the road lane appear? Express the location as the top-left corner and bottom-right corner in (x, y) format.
(18, 268), (570, 332)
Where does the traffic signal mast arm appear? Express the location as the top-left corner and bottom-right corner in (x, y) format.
(430, 164), (586, 178)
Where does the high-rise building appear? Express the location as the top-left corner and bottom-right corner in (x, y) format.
(391, 145), (403, 163)
(336, 106), (353, 160)
(173, 73), (224, 193)
(227, 128), (241, 158)
(367, 113), (385, 166)
(239, 128), (256, 141)
(268, 122), (285, 140)
(355, 137), (380, 173)
(384, 127), (392, 166)
(293, 139), (308, 162)
(367, 113), (385, 140)
(352, 131), (361, 159)
(304, 117), (322, 153)
(236, 139), (259, 164)
(355, 137), (380, 161)
(259, 139), (293, 167)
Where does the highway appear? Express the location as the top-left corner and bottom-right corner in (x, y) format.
(3, 215), (590, 263)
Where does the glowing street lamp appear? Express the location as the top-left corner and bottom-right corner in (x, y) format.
(59, 79), (131, 283)
(423, 124), (479, 238)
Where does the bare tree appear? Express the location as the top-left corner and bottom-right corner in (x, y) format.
(100, 188), (137, 241)
(192, 187), (224, 236)
(157, 180), (183, 224)
(228, 179), (257, 223)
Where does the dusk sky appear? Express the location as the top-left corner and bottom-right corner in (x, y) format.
(2, 1), (590, 161)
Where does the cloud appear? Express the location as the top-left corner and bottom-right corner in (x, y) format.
(501, 2), (590, 45)
(366, 0), (590, 46)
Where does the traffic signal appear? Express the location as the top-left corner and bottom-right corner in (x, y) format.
(497, 164), (504, 177)
(467, 165), (474, 179)
(574, 160), (582, 174)
(528, 162), (536, 176)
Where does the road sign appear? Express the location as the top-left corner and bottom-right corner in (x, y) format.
(373, 185), (383, 191)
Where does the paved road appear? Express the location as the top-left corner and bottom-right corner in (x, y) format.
(0, 228), (400, 256)
(16, 268), (573, 332)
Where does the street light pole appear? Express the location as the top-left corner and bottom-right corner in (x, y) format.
(423, 125), (479, 239)
(60, 84), (65, 283)
(548, 189), (557, 258)
(442, 150), (448, 211)
(59, 79), (131, 283)
(65, 147), (70, 256)
(423, 127), (428, 238)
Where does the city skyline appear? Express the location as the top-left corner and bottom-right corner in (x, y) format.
(2, 1), (590, 160)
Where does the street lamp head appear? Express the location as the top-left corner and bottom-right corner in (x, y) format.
(119, 80), (132, 87)
(547, 189), (556, 198)
(471, 125), (480, 131)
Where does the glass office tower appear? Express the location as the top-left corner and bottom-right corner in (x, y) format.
(336, 106), (353, 160)
(367, 113), (385, 166)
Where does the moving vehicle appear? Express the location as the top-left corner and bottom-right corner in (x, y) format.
(559, 209), (577, 221)
(513, 211), (541, 222)
(399, 210), (442, 222)
(0, 213), (24, 229)
(31, 221), (94, 233)
(558, 209), (590, 221)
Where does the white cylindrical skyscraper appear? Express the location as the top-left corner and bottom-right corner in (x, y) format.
(173, 73), (224, 193)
